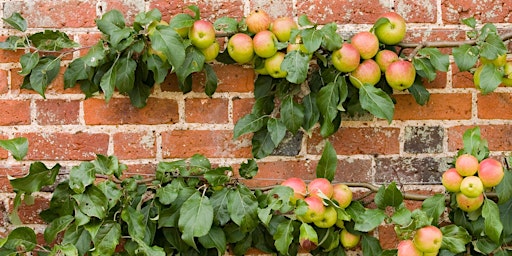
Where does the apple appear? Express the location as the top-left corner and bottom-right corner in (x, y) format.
(335, 219), (345, 229)
(413, 225), (443, 253)
(374, 12), (407, 45)
(299, 223), (318, 251)
(456, 192), (484, 212)
(270, 17), (298, 42)
(313, 206), (338, 228)
(245, 9), (272, 34)
(308, 178), (334, 198)
(188, 20), (216, 49)
(480, 53), (507, 67)
(349, 59), (381, 88)
(228, 33), (254, 64)
(375, 49), (399, 72)
(281, 177), (307, 203)
(455, 154), (479, 176)
(350, 31), (379, 59)
(460, 176), (484, 198)
(264, 52), (287, 78)
(340, 229), (361, 249)
(473, 65), (484, 90)
(478, 158), (505, 188)
(502, 61), (512, 86)
(331, 43), (361, 73)
(397, 240), (423, 256)
(200, 41), (220, 62)
(385, 59), (416, 90)
(442, 168), (463, 193)
(331, 184), (352, 208)
(252, 30), (278, 58)
(298, 196), (326, 223)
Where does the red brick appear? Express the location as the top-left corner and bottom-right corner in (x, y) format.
(422, 70), (447, 89)
(0, 164), (26, 192)
(185, 98), (229, 124)
(393, 93), (472, 120)
(77, 33), (103, 57)
(121, 163), (158, 178)
(150, 0), (244, 23)
(478, 93), (512, 119)
(20, 132), (109, 160)
(452, 63), (474, 88)
(113, 132), (156, 160)
(191, 65), (255, 93)
(448, 125), (512, 152)
(402, 29), (467, 55)
(394, 0), (437, 23)
(378, 224), (399, 250)
(11, 67), (81, 95)
(0, 70), (8, 94)
(232, 98), (254, 124)
(0, 36), (24, 63)
(102, 0), (146, 25)
(441, 0), (512, 24)
(307, 127), (400, 155)
(160, 72), (180, 92)
(3, 0), (96, 28)
(0, 134), (7, 159)
(296, 0), (392, 24)
(35, 99), (80, 125)
(0, 100), (31, 125)
(249, 0), (293, 18)
(161, 130), (252, 158)
(13, 194), (50, 224)
(84, 98), (179, 125)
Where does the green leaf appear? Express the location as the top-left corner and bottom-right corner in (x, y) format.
(29, 57), (61, 97)
(407, 77), (430, 105)
(496, 170), (512, 204)
(0, 137), (28, 161)
(213, 16), (238, 34)
(480, 32), (507, 60)
(482, 198), (503, 243)
(19, 52), (40, 76)
(156, 180), (180, 205)
(129, 68), (152, 108)
(148, 25), (186, 68)
(462, 17), (477, 28)
(50, 243), (79, 256)
(361, 235), (383, 256)
(62, 225), (92, 256)
(44, 215), (74, 243)
(301, 27), (323, 53)
(132, 237), (166, 256)
(0, 35), (25, 50)
(0, 227), (37, 253)
(418, 47), (449, 72)
(499, 198), (512, 238)
(267, 118), (287, 146)
(316, 141), (337, 181)
(3, 12), (27, 31)
(440, 224), (472, 254)
(282, 50), (310, 84)
(391, 204), (412, 226)
(92, 154), (125, 177)
(114, 56), (136, 93)
(478, 63), (503, 94)
(298, 14), (314, 26)
(96, 10), (133, 48)
(121, 206), (145, 240)
(453, 44), (479, 71)
(239, 158), (258, 179)
(10, 161), (60, 193)
(252, 127), (276, 159)
(179, 192), (214, 250)
(413, 57), (437, 81)
(28, 30), (79, 51)
(64, 58), (89, 88)
(320, 22), (343, 51)
(421, 193), (446, 225)
(91, 221), (121, 256)
(203, 63), (218, 96)
(99, 60), (117, 102)
(234, 114), (267, 139)
(175, 46), (205, 85)
(69, 162), (95, 194)
(210, 187), (231, 226)
(204, 168), (231, 187)
(374, 182), (403, 209)
(72, 185), (108, 219)
(359, 84), (394, 123)
(474, 237), (500, 255)
(280, 95), (305, 134)
(302, 93), (320, 132)
(461, 126), (489, 160)
(371, 17), (390, 32)
(97, 180), (122, 210)
(145, 52), (170, 84)
(273, 219), (294, 255)
(198, 226), (227, 255)
(134, 8), (162, 26)
(228, 185), (259, 232)
(317, 82), (340, 123)
(354, 208), (387, 232)
(81, 41), (106, 67)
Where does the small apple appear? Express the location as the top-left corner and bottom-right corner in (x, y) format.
(245, 9), (272, 34)
(281, 177), (307, 203)
(375, 49), (399, 72)
(397, 240), (423, 256)
(350, 31), (379, 59)
(264, 52), (287, 78)
(442, 168), (463, 193)
(331, 43), (361, 73)
(270, 17), (298, 42)
(478, 158), (505, 188)
(385, 59), (416, 90)
(331, 184), (352, 208)
(169, 14), (191, 38)
(502, 61), (512, 86)
(340, 229), (361, 249)
(460, 176), (484, 198)
(228, 33), (254, 64)
(335, 219), (345, 229)
(413, 225), (443, 253)
(200, 41), (220, 62)
(374, 12), (407, 45)
(480, 53), (507, 67)
(252, 30), (278, 58)
(455, 154), (479, 176)
(188, 20), (216, 49)
(313, 206), (338, 228)
(349, 59), (382, 88)
(298, 196), (326, 223)
(473, 65), (484, 90)
(308, 178), (334, 198)
(456, 192), (484, 212)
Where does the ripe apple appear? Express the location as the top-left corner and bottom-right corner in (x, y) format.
(478, 158), (505, 188)
(442, 168), (463, 193)
(455, 154), (479, 176)
(385, 59), (416, 90)
(460, 176), (484, 198)
(264, 52), (287, 78)
(313, 206), (338, 228)
(228, 33), (254, 64)
(308, 178), (334, 198)
(200, 41), (220, 62)
(331, 43), (361, 73)
(375, 49), (399, 72)
(374, 12), (407, 45)
(331, 184), (352, 208)
(270, 17), (298, 42)
(252, 30), (278, 58)
(340, 229), (361, 249)
(349, 59), (381, 88)
(456, 192), (484, 212)
(397, 240), (423, 256)
(413, 225), (443, 253)
(281, 177), (307, 203)
(502, 61), (512, 86)
(245, 9), (272, 34)
(188, 20), (216, 49)
(480, 53), (507, 67)
(350, 31), (379, 59)
(299, 196), (326, 223)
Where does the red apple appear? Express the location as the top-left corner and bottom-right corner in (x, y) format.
(375, 49), (399, 72)
(252, 30), (278, 58)
(331, 43), (361, 73)
(456, 192), (484, 212)
(188, 20), (216, 49)
(308, 178), (334, 198)
(478, 158), (505, 188)
(349, 59), (381, 88)
(413, 225), (443, 253)
(455, 154), (479, 176)
(442, 168), (463, 193)
(374, 12), (407, 45)
(350, 31), (379, 59)
(460, 176), (484, 198)
(340, 229), (361, 249)
(264, 52), (287, 78)
(385, 59), (416, 90)
(227, 33), (254, 64)
(298, 196), (326, 223)
(245, 10), (272, 34)
(270, 17), (298, 42)
(331, 184), (352, 208)
(281, 177), (307, 203)
(397, 240), (423, 256)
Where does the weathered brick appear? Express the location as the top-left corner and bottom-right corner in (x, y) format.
(375, 157), (449, 184)
(121, 163), (158, 178)
(249, 0), (293, 18)
(101, 0), (146, 25)
(307, 127), (400, 155)
(13, 194), (50, 224)
(477, 93), (512, 119)
(113, 132), (156, 160)
(271, 132), (303, 156)
(422, 70), (447, 89)
(403, 126), (444, 154)
(0, 100), (31, 126)
(150, 0), (244, 23)
(448, 125), (512, 152)
(77, 32), (104, 57)
(240, 159), (316, 188)
(191, 65), (255, 93)
(232, 97), (255, 124)
(0, 134), (7, 159)
(441, 0), (512, 24)
(0, 164), (26, 192)
(185, 98), (229, 124)
(452, 63), (474, 88)
(11, 67), (80, 95)
(378, 224), (399, 250)
(394, 0), (437, 23)
(296, 0), (392, 24)
(393, 93), (472, 120)
(84, 98), (179, 125)
(35, 99), (80, 125)
(0, 36), (24, 63)
(0, 70), (8, 94)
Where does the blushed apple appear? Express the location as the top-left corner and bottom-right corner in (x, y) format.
(460, 176), (484, 198)
(375, 49), (399, 72)
(340, 229), (361, 249)
(298, 196), (326, 223)
(349, 59), (381, 88)
(245, 9), (272, 34)
(397, 239), (423, 256)
(228, 33), (254, 64)
(253, 30), (278, 58)
(331, 183), (352, 208)
(478, 158), (505, 188)
(442, 168), (463, 193)
(270, 17), (298, 42)
(374, 12), (407, 45)
(455, 154), (479, 176)
(200, 41), (220, 62)
(188, 20), (216, 49)
(308, 178), (334, 198)
(413, 225), (443, 253)
(385, 59), (416, 90)
(264, 52), (287, 78)
(350, 31), (379, 59)
(281, 177), (307, 203)
(331, 43), (361, 73)
(456, 192), (484, 212)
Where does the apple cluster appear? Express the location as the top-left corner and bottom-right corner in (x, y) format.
(474, 53), (512, 87)
(397, 225), (443, 256)
(442, 154), (505, 212)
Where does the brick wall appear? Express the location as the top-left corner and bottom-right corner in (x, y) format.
(1, 0), (512, 250)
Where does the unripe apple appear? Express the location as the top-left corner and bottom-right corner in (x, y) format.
(188, 20), (216, 49)
(331, 184), (352, 208)
(308, 178), (334, 198)
(299, 196), (326, 223)
(264, 52), (287, 78)
(375, 49), (399, 72)
(385, 59), (416, 90)
(413, 225), (443, 253)
(281, 177), (307, 203)
(473, 65), (484, 90)
(200, 41), (220, 62)
(340, 229), (361, 249)
(349, 59), (381, 88)
(442, 168), (463, 193)
(374, 12), (407, 45)
(478, 158), (505, 188)
(502, 61), (512, 86)
(313, 206), (338, 228)
(270, 17), (298, 42)
(460, 176), (484, 198)
(455, 154), (479, 176)
(253, 30), (278, 58)
(331, 43), (361, 73)
(246, 9), (272, 34)
(480, 53), (507, 67)
(456, 192), (484, 212)
(350, 31), (379, 59)
(228, 33), (254, 64)
(397, 239), (423, 256)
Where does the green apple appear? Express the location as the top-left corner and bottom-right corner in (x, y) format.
(200, 41), (220, 62)
(397, 239), (423, 256)
(460, 176), (484, 198)
(245, 9), (272, 34)
(228, 33), (254, 64)
(349, 59), (382, 88)
(441, 168), (463, 193)
(281, 177), (307, 203)
(253, 30), (278, 58)
(385, 59), (416, 90)
(264, 52), (287, 78)
(307, 178), (334, 199)
(455, 154), (479, 176)
(189, 20), (216, 49)
(456, 192), (484, 212)
(270, 17), (298, 42)
(480, 53), (507, 67)
(313, 206), (338, 228)
(413, 225), (443, 253)
(478, 158), (504, 188)
(375, 49), (399, 72)
(331, 43), (360, 73)
(331, 184), (352, 208)
(374, 12), (407, 45)
(502, 61), (512, 86)
(340, 229), (361, 249)
(350, 31), (379, 59)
